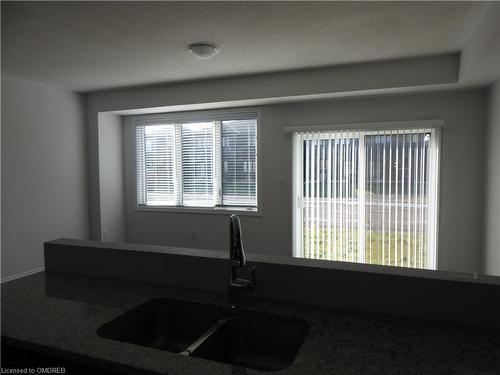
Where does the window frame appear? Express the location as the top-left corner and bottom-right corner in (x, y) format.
(291, 121), (442, 270)
(129, 107), (262, 216)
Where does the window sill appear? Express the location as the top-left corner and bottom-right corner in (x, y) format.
(134, 205), (262, 216)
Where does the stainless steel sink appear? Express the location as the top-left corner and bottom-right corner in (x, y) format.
(97, 299), (308, 371)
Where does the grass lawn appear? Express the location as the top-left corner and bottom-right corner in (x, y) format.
(303, 227), (428, 269)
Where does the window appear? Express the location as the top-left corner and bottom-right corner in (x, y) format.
(292, 126), (440, 270)
(135, 111), (258, 211)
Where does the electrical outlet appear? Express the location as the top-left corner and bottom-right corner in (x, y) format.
(280, 178), (286, 188)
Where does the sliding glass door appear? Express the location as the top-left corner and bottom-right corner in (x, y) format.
(292, 128), (440, 270)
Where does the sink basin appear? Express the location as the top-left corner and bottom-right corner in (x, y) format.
(190, 314), (308, 371)
(97, 299), (308, 371)
(96, 299), (220, 353)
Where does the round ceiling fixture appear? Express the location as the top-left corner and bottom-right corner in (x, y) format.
(189, 43), (219, 60)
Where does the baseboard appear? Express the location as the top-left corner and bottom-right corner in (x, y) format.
(1, 267), (45, 284)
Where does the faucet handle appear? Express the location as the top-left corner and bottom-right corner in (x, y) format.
(231, 266), (256, 291)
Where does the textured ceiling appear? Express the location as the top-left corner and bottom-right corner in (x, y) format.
(1, 1), (485, 92)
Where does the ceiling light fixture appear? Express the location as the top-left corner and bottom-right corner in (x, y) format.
(189, 43), (219, 60)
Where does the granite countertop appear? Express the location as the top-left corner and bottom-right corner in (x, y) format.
(1, 271), (499, 375)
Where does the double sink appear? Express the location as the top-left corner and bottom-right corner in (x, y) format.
(97, 298), (308, 372)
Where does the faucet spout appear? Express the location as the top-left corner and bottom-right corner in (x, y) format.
(228, 214), (256, 305)
(230, 213), (246, 267)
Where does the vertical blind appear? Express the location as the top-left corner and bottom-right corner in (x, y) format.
(294, 128), (438, 270)
(136, 117), (257, 209)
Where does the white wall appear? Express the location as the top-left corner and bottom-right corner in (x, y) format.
(86, 54), (459, 241)
(459, 3), (500, 86)
(1, 73), (89, 281)
(484, 81), (500, 275)
(98, 113), (125, 242)
(120, 89), (486, 274)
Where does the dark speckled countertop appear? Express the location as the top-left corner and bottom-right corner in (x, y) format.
(1, 271), (499, 375)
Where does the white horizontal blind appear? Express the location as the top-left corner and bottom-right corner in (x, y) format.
(181, 122), (214, 207)
(294, 128), (437, 270)
(222, 119), (257, 206)
(136, 116), (258, 209)
(136, 124), (176, 206)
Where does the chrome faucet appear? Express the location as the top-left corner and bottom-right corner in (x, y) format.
(228, 214), (256, 305)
